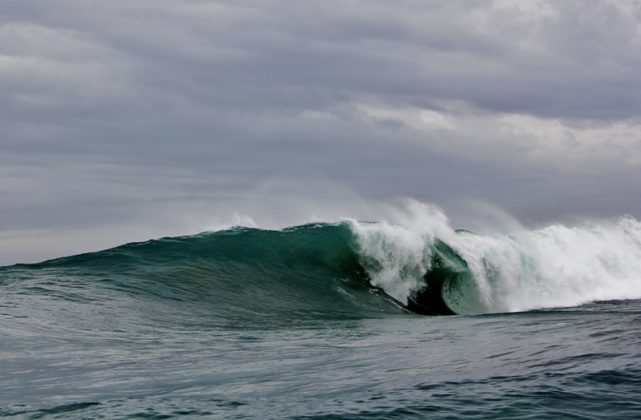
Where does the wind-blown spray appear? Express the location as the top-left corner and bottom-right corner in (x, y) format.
(349, 204), (641, 314)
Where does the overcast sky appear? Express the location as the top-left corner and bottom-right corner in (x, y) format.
(2, 0), (641, 264)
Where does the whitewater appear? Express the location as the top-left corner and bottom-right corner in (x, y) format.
(1, 205), (640, 418)
(350, 208), (641, 314)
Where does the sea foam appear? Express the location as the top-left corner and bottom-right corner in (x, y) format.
(349, 203), (641, 314)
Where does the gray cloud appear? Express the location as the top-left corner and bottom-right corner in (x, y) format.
(2, 0), (641, 264)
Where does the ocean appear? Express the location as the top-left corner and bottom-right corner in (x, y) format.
(1, 215), (641, 418)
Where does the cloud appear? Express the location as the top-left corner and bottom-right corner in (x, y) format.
(2, 0), (641, 263)
(355, 102), (641, 169)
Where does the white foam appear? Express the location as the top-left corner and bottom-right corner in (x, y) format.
(349, 202), (641, 314)
(347, 202), (454, 303)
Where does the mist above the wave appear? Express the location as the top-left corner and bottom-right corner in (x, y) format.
(0, 177), (615, 267)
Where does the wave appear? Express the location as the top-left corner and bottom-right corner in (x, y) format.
(3, 206), (641, 317)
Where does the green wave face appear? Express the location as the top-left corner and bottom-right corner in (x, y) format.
(2, 224), (412, 327)
(1, 223), (463, 323)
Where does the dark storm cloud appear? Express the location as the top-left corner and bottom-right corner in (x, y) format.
(2, 0), (641, 263)
(5, 0), (641, 121)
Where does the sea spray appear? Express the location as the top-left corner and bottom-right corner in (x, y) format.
(484, 216), (641, 312)
(346, 202), (454, 304)
(347, 206), (641, 314)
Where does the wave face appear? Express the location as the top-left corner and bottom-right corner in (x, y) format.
(2, 224), (404, 326)
(5, 209), (641, 317)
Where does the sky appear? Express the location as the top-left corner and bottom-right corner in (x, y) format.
(2, 0), (641, 264)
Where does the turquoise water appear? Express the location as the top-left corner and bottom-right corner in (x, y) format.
(2, 222), (641, 418)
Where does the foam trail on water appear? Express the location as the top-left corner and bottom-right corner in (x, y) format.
(349, 203), (641, 314)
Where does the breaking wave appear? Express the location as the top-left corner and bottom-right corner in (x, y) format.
(3, 205), (641, 317)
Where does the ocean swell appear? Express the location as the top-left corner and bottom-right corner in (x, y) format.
(3, 209), (641, 318)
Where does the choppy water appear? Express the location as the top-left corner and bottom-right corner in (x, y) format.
(2, 212), (641, 418)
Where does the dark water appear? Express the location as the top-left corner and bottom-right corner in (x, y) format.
(1, 223), (641, 418)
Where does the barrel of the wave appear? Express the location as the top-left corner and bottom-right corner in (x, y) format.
(405, 240), (473, 316)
